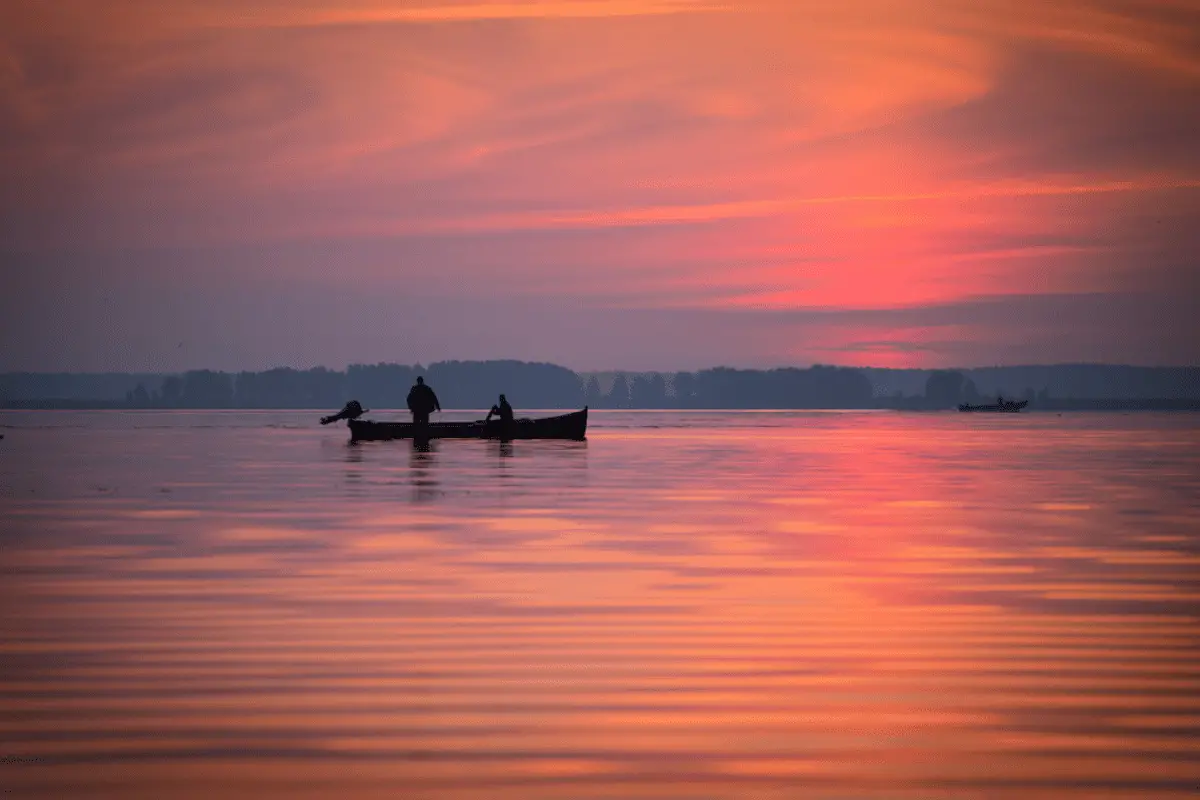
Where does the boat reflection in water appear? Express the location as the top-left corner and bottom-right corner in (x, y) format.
(408, 438), (440, 503)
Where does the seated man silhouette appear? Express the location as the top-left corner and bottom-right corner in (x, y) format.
(407, 376), (441, 425)
(485, 394), (514, 425)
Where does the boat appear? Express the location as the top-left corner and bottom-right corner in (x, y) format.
(343, 407), (588, 442)
(958, 400), (1028, 413)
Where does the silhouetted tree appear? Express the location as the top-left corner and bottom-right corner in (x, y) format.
(607, 374), (630, 408)
(649, 373), (666, 406)
(672, 372), (695, 408)
(630, 373), (667, 408)
(584, 375), (603, 407)
(124, 383), (151, 407)
(181, 370), (234, 407)
(347, 363), (418, 409)
(159, 376), (183, 407)
(924, 370), (966, 408)
(304, 367), (346, 407)
(685, 366), (873, 409)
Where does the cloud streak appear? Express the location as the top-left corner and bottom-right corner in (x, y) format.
(208, 0), (732, 27)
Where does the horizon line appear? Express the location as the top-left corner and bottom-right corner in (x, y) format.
(3, 361), (1200, 376)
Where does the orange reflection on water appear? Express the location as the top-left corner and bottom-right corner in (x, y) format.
(1, 411), (1198, 798)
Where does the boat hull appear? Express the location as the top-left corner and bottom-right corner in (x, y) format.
(958, 400), (1028, 412)
(348, 408), (588, 441)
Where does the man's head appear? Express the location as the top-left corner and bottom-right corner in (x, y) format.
(416, 377), (424, 385)
(499, 394), (506, 402)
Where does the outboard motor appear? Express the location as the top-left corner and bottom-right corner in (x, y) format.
(320, 400), (367, 425)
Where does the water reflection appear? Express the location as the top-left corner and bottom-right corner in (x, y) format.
(337, 444), (362, 499)
(0, 412), (1196, 799)
(409, 438), (440, 504)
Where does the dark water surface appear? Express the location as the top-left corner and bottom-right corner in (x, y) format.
(2, 410), (1198, 798)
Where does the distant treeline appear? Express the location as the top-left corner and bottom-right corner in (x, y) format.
(1, 361), (1199, 410)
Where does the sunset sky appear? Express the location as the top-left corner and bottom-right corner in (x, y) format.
(2, 0), (1198, 372)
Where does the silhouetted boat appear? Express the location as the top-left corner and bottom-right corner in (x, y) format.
(958, 400), (1028, 413)
(345, 408), (588, 441)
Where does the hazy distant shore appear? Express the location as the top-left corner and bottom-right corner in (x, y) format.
(3, 361), (1198, 412)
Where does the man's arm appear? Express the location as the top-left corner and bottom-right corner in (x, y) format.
(433, 391), (442, 412)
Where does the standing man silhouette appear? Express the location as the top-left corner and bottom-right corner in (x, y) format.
(407, 376), (441, 425)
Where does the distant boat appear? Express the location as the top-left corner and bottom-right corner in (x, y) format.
(341, 408), (588, 442)
(958, 400), (1028, 413)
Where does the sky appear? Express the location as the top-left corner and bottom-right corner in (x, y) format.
(2, 0), (1198, 372)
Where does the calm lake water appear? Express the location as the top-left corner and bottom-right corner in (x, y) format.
(2, 410), (1198, 799)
